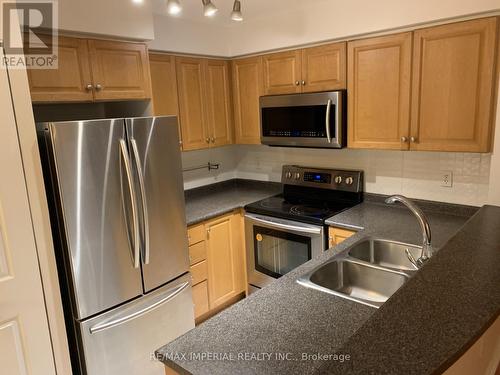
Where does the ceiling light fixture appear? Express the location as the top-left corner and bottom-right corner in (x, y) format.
(231, 0), (243, 21)
(132, 0), (144, 4)
(166, 0), (182, 15)
(202, 0), (218, 17)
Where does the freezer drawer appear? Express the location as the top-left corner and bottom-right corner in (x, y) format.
(78, 274), (195, 375)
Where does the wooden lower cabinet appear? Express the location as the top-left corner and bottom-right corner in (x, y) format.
(328, 227), (357, 247)
(187, 211), (246, 321)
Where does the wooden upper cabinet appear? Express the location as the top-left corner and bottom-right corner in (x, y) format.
(205, 59), (233, 147)
(301, 42), (346, 92)
(149, 53), (182, 147)
(88, 40), (151, 101)
(149, 53), (179, 116)
(232, 56), (263, 144)
(262, 50), (302, 95)
(176, 57), (209, 151)
(347, 33), (413, 150)
(410, 17), (498, 152)
(27, 36), (94, 103)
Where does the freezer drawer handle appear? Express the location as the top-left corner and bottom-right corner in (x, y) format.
(130, 138), (150, 265)
(120, 139), (140, 269)
(89, 281), (190, 334)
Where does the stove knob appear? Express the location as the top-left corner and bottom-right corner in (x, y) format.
(285, 172), (292, 179)
(334, 176), (343, 184)
(345, 177), (354, 185)
(294, 172), (301, 180)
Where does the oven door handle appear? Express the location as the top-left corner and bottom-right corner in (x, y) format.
(325, 99), (332, 143)
(247, 215), (323, 235)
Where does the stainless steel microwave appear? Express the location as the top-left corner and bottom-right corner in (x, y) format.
(260, 91), (346, 148)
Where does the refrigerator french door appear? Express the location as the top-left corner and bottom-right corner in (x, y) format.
(37, 116), (194, 375)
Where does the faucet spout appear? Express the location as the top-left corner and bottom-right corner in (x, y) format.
(385, 195), (433, 267)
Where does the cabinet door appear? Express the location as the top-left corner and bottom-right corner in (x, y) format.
(88, 40), (152, 101)
(410, 18), (497, 152)
(262, 50), (302, 95)
(301, 42), (346, 92)
(206, 213), (244, 309)
(176, 57), (209, 151)
(205, 59), (233, 147)
(347, 33), (412, 150)
(328, 227), (356, 247)
(0, 57), (57, 375)
(27, 36), (94, 102)
(232, 56), (263, 144)
(149, 54), (182, 147)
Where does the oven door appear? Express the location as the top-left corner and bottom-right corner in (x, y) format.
(260, 91), (345, 148)
(245, 213), (325, 289)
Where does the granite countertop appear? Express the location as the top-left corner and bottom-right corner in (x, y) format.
(158, 194), (500, 374)
(184, 179), (282, 226)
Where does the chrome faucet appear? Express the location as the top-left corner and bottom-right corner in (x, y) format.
(385, 195), (433, 269)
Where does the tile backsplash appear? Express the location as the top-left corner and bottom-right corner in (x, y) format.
(182, 145), (491, 206)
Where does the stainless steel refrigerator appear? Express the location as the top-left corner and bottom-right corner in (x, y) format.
(37, 116), (194, 375)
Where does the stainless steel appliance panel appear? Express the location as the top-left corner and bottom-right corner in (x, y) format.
(78, 273), (194, 375)
(125, 117), (190, 292)
(245, 213), (325, 289)
(47, 119), (143, 319)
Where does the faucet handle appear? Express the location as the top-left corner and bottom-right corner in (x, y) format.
(405, 248), (420, 270)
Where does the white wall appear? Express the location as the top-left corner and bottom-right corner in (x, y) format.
(149, 14), (231, 56)
(488, 81), (500, 205)
(56, 0), (154, 40)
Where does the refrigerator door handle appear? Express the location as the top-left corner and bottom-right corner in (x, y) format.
(88, 281), (190, 334)
(130, 138), (150, 265)
(119, 139), (140, 269)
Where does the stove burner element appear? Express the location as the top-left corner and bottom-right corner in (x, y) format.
(259, 200), (284, 209)
(290, 205), (331, 217)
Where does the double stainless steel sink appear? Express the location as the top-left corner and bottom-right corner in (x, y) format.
(297, 238), (421, 308)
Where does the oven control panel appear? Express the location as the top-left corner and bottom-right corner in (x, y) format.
(281, 165), (363, 193)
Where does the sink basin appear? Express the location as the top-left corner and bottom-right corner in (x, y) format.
(297, 258), (410, 308)
(348, 239), (422, 271)
(297, 238), (421, 308)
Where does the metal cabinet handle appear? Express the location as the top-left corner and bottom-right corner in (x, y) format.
(295, 81), (300, 86)
(326, 99), (332, 143)
(205, 137), (210, 144)
(410, 136), (417, 143)
(119, 139), (140, 269)
(130, 138), (150, 265)
(85, 84), (93, 91)
(210, 137), (215, 144)
(89, 281), (190, 334)
(301, 80), (306, 86)
(401, 136), (408, 143)
(95, 84), (103, 91)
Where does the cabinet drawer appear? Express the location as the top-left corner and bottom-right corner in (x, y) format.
(189, 241), (207, 265)
(190, 260), (208, 285)
(192, 281), (209, 319)
(188, 224), (205, 246)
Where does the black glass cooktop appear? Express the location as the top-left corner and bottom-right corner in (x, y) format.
(244, 194), (355, 225)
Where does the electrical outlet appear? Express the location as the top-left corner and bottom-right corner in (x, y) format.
(441, 171), (453, 187)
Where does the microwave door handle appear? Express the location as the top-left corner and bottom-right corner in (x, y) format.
(130, 138), (150, 265)
(119, 139), (140, 269)
(326, 99), (332, 143)
(249, 215), (322, 235)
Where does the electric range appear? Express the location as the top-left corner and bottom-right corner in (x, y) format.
(244, 165), (364, 292)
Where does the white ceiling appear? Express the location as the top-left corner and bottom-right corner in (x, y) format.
(151, 0), (306, 26)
